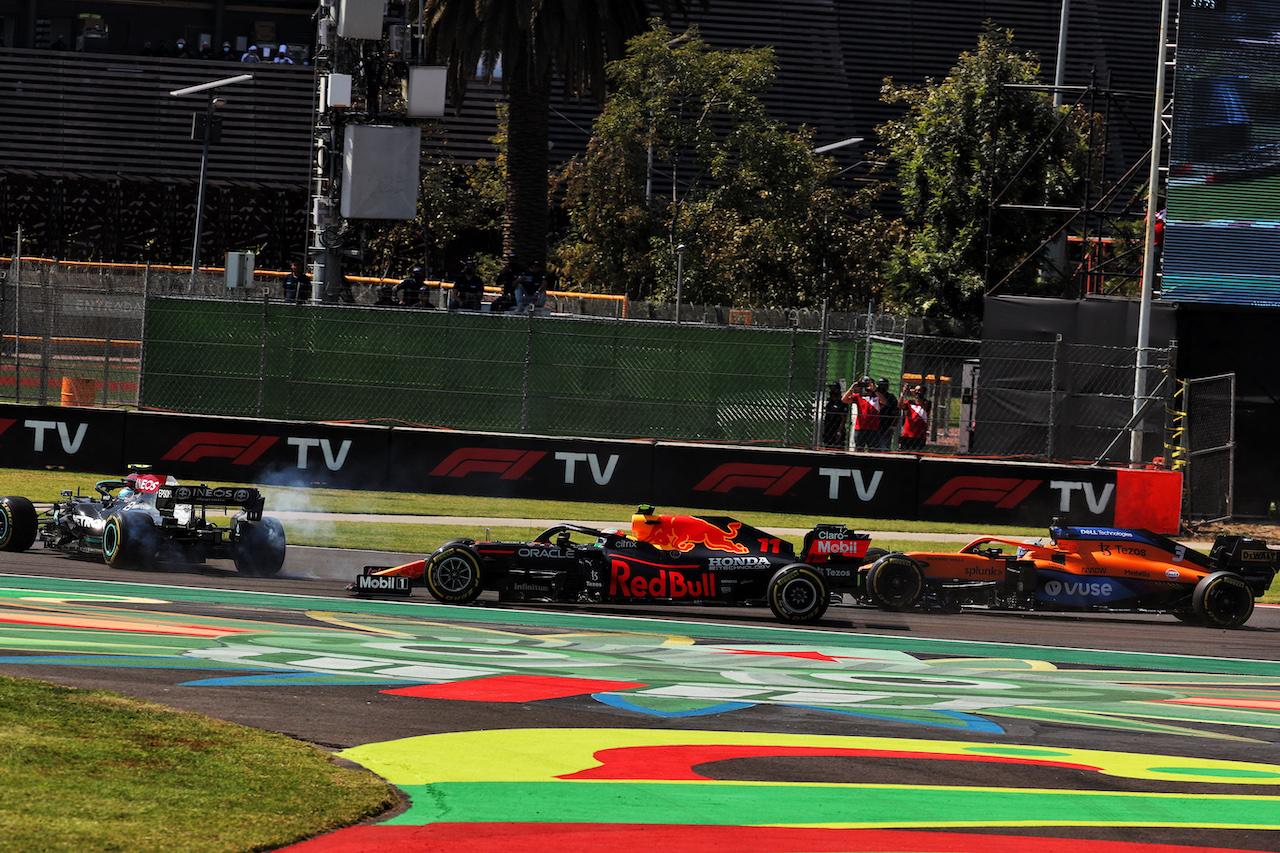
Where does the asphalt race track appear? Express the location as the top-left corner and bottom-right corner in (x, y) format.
(2, 544), (1280, 853)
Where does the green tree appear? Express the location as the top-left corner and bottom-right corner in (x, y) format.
(420, 0), (696, 265)
(363, 151), (502, 279)
(878, 27), (1093, 329)
(557, 22), (899, 310)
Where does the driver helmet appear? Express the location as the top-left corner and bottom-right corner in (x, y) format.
(118, 472), (139, 500)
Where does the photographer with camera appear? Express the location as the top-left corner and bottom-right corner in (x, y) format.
(841, 376), (881, 451)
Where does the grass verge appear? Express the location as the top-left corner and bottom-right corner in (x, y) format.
(0, 676), (396, 853)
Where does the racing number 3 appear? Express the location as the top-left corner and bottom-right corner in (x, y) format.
(758, 538), (783, 554)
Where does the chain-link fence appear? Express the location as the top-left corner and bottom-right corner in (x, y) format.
(1180, 373), (1235, 522)
(3, 261), (1177, 462)
(964, 337), (1176, 464)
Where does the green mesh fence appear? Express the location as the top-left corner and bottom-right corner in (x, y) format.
(140, 297), (824, 445)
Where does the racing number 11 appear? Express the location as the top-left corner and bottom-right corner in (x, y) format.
(758, 538), (782, 554)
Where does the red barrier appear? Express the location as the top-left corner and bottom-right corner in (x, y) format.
(1114, 469), (1183, 533)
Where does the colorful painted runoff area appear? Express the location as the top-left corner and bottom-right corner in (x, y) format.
(1, 576), (1279, 852)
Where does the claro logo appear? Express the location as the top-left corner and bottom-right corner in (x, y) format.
(694, 464), (809, 496)
(430, 449), (546, 479)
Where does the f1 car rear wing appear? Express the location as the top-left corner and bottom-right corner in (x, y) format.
(1210, 535), (1278, 585)
(801, 524), (871, 564)
(156, 484), (266, 520)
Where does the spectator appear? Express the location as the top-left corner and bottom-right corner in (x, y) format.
(174, 38), (192, 59)
(516, 259), (551, 312)
(899, 384), (930, 451)
(198, 41), (213, 60)
(374, 285), (396, 306)
(491, 251), (522, 313)
(449, 259), (485, 310)
(874, 377), (899, 450)
(842, 376), (880, 451)
(821, 382), (849, 449)
(414, 285), (434, 308)
(395, 266), (428, 306)
(273, 43), (293, 64)
(281, 261), (311, 302)
(138, 41), (155, 56)
(217, 41), (235, 61)
(155, 39), (168, 57)
(241, 44), (261, 62)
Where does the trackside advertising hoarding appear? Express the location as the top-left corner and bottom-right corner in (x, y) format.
(0, 403), (1182, 531)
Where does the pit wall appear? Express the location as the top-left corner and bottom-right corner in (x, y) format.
(0, 403), (1182, 533)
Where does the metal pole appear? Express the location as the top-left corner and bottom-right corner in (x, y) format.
(1132, 0), (1172, 464)
(1048, 334), (1062, 460)
(1053, 0), (1071, 109)
(191, 93), (214, 275)
(675, 244), (685, 324)
(12, 226), (20, 404)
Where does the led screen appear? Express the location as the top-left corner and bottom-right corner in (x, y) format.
(1163, 0), (1280, 306)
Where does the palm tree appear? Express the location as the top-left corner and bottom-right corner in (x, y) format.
(421, 0), (696, 264)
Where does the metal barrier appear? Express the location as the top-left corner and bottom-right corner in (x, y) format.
(2, 260), (1178, 460)
(1181, 373), (1235, 522)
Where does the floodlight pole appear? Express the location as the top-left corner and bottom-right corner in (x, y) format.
(1131, 0), (1171, 465)
(191, 93), (216, 275)
(168, 74), (253, 277)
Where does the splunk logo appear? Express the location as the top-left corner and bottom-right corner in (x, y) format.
(694, 464), (809, 496)
(430, 448), (546, 480)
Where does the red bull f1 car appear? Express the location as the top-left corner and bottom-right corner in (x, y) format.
(859, 524), (1277, 628)
(0, 470), (287, 576)
(351, 506), (871, 624)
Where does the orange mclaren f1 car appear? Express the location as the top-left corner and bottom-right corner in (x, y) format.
(859, 524), (1278, 628)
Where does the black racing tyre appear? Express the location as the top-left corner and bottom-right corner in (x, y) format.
(1193, 571), (1255, 629)
(0, 496), (38, 552)
(861, 547), (889, 567)
(234, 517), (287, 577)
(426, 545), (485, 604)
(102, 512), (158, 570)
(865, 554), (925, 611)
(767, 563), (829, 624)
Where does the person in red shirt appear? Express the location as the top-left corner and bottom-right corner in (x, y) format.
(899, 384), (931, 451)
(842, 376), (880, 450)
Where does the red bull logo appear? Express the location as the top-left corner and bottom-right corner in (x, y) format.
(631, 513), (749, 554)
(610, 560), (715, 599)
